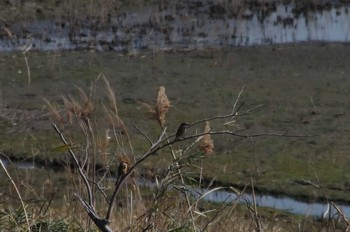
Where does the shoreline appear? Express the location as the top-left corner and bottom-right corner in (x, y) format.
(2, 151), (350, 207)
(1, 1), (350, 52)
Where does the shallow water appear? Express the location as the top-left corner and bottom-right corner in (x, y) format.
(1, 2), (350, 51)
(200, 188), (349, 217)
(1, 158), (37, 169)
(139, 178), (350, 217)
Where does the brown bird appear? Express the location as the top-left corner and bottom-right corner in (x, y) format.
(116, 161), (128, 185)
(174, 122), (189, 141)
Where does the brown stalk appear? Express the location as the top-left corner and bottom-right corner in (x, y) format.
(43, 98), (64, 126)
(251, 178), (262, 232)
(102, 76), (133, 153)
(139, 101), (157, 120)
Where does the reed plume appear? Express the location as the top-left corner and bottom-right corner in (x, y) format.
(61, 94), (93, 124)
(43, 98), (64, 126)
(155, 86), (170, 127)
(199, 121), (214, 156)
(103, 77), (129, 136)
(139, 101), (156, 119)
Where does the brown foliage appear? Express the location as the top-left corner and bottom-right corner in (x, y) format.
(199, 121), (214, 155)
(155, 86), (170, 127)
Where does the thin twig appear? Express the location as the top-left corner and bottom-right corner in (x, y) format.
(132, 123), (153, 145)
(331, 202), (350, 230)
(231, 85), (246, 114)
(165, 102), (263, 142)
(201, 196), (232, 231)
(105, 127), (169, 221)
(187, 129), (312, 140)
(74, 193), (112, 232)
(251, 178), (262, 232)
(189, 85), (248, 130)
(52, 123), (94, 207)
(162, 126), (198, 230)
(88, 179), (110, 203)
(22, 43), (32, 89)
(0, 158), (30, 231)
(189, 101), (246, 129)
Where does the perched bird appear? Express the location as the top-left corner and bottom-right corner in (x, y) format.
(116, 161), (128, 185)
(174, 122), (189, 141)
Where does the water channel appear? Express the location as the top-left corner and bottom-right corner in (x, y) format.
(2, 136), (350, 218)
(201, 188), (348, 217)
(139, 177), (350, 218)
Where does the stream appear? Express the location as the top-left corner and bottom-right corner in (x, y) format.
(2, 157), (350, 218)
(200, 188), (347, 217)
(137, 170), (350, 218)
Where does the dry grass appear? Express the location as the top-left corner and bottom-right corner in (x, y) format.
(1, 164), (344, 232)
(103, 76), (130, 138)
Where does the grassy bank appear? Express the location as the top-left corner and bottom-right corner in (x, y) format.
(0, 163), (346, 231)
(1, 42), (350, 204)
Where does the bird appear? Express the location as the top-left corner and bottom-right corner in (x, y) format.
(116, 161), (128, 185)
(174, 122), (189, 141)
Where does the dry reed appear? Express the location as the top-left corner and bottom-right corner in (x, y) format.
(155, 86), (170, 127)
(199, 121), (214, 156)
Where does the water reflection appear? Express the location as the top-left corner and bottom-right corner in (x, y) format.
(1, 158), (37, 169)
(1, 3), (350, 51)
(199, 188), (350, 217)
(138, 178), (350, 217)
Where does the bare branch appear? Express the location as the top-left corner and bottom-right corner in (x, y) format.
(105, 127), (168, 221)
(231, 85), (246, 115)
(74, 193), (112, 232)
(132, 123), (153, 145)
(88, 179), (110, 203)
(236, 104), (264, 117)
(331, 202), (350, 230)
(189, 101), (246, 129)
(52, 123), (94, 207)
(0, 156), (30, 231)
(178, 129), (313, 142)
(251, 178), (262, 232)
(188, 85), (248, 130)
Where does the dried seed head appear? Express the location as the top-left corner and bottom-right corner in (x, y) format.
(155, 86), (170, 127)
(199, 121), (214, 156)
